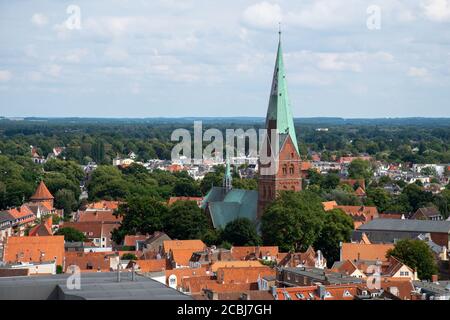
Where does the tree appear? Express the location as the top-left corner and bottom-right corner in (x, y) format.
(348, 159), (373, 181)
(122, 253), (138, 260)
(421, 167), (437, 177)
(164, 201), (210, 240)
(314, 209), (354, 265)
(434, 189), (450, 219)
(112, 196), (168, 244)
(365, 187), (391, 213)
(221, 218), (261, 246)
(387, 239), (438, 280)
(320, 173), (340, 190)
(54, 189), (77, 218)
(402, 183), (433, 211)
(261, 191), (325, 252)
(55, 227), (86, 242)
(173, 180), (201, 197)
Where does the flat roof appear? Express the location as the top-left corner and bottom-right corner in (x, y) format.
(357, 219), (450, 234)
(0, 272), (192, 300)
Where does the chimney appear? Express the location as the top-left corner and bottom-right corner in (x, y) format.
(431, 274), (438, 283)
(318, 284), (326, 300)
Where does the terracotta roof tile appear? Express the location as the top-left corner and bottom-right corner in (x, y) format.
(341, 243), (394, 262)
(64, 251), (115, 272)
(163, 240), (206, 253)
(124, 235), (149, 247)
(210, 261), (264, 272)
(216, 266), (275, 284)
(132, 259), (167, 272)
(30, 181), (54, 200)
(3, 236), (64, 265)
(78, 210), (122, 223)
(230, 246), (279, 260)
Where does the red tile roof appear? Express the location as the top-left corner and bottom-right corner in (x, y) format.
(132, 259), (167, 272)
(210, 261), (264, 272)
(163, 240), (206, 253)
(3, 236), (64, 265)
(124, 235), (148, 247)
(86, 201), (121, 211)
(64, 251), (115, 272)
(77, 210), (122, 223)
(216, 266), (275, 284)
(276, 284), (359, 300)
(167, 197), (203, 206)
(341, 243), (394, 262)
(230, 246), (279, 261)
(30, 181), (54, 200)
(28, 217), (53, 236)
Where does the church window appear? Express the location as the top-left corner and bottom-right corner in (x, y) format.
(289, 165), (294, 175)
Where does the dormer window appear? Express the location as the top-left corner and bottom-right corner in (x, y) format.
(343, 290), (352, 297)
(324, 291), (332, 298)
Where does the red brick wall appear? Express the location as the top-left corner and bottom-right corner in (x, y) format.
(257, 135), (303, 219)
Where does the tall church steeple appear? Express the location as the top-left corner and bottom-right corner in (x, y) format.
(265, 29), (299, 154)
(257, 30), (303, 220)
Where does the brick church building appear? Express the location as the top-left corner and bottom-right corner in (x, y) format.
(203, 32), (304, 228)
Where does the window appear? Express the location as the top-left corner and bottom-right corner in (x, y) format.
(324, 291), (332, 298)
(282, 165), (287, 175)
(296, 293), (305, 299)
(289, 165), (294, 175)
(343, 290), (352, 297)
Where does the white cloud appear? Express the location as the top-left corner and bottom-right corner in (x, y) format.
(407, 67), (430, 78)
(104, 47), (129, 61)
(422, 0), (450, 22)
(242, 2), (282, 29)
(31, 13), (48, 27)
(317, 54), (362, 72)
(285, 0), (361, 29)
(0, 70), (12, 82)
(63, 49), (89, 63)
(45, 65), (62, 77)
(130, 83), (141, 94)
(28, 71), (43, 82)
(314, 52), (393, 73)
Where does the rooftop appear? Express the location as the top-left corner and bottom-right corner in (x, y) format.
(0, 272), (192, 300)
(357, 219), (450, 233)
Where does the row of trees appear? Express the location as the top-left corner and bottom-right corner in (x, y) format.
(1, 119), (450, 165)
(0, 156), (82, 217)
(86, 163), (256, 202)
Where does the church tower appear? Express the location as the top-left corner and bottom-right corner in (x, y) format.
(257, 31), (303, 219)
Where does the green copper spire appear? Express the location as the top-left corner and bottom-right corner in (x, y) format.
(265, 31), (299, 154)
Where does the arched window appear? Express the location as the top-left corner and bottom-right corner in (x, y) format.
(289, 164), (295, 175)
(282, 164), (287, 175)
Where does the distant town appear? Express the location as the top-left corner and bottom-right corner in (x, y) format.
(1, 36), (450, 302)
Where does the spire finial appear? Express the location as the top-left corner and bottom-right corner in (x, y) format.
(278, 22), (282, 41)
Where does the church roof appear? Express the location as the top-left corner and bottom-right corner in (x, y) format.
(265, 33), (299, 154)
(202, 187), (258, 229)
(30, 181), (54, 200)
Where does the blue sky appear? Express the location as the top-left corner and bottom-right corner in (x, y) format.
(0, 0), (450, 118)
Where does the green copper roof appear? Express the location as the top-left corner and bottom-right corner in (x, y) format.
(266, 34), (299, 154)
(202, 187), (258, 229)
